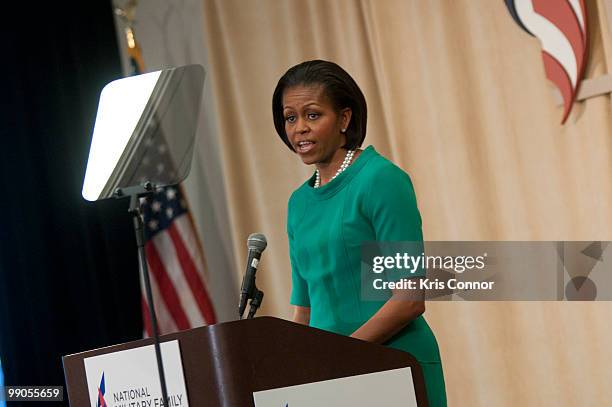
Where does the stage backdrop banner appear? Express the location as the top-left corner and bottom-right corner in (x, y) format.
(197, 0), (612, 405)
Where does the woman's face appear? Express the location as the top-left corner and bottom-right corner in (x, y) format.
(282, 84), (351, 165)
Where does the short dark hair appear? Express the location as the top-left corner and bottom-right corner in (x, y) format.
(272, 60), (367, 151)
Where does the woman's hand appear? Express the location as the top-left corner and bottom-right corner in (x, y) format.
(292, 305), (311, 325)
(350, 288), (425, 344)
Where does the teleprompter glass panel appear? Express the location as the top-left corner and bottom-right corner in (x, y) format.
(82, 64), (205, 201)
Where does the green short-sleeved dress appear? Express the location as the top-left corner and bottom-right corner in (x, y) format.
(287, 145), (447, 406)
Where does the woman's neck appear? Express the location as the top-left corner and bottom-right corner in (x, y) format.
(316, 148), (362, 186)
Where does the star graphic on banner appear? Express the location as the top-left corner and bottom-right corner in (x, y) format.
(166, 207), (174, 219)
(148, 220), (159, 231)
(166, 188), (177, 200)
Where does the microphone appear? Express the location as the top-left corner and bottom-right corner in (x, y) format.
(238, 233), (267, 319)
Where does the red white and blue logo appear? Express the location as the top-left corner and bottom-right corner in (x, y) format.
(505, 0), (588, 123)
(97, 372), (108, 407)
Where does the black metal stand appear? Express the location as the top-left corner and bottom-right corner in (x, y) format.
(246, 286), (264, 319)
(116, 183), (170, 406)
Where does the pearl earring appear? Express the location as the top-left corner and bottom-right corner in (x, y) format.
(341, 128), (346, 133)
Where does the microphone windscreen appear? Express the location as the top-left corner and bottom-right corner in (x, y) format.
(247, 233), (267, 252)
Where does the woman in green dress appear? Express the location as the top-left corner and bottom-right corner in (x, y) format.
(272, 60), (447, 406)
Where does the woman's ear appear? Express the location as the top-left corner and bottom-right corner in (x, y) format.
(341, 108), (352, 132)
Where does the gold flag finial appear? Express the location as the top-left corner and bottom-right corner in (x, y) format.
(113, 0), (144, 74)
(113, 0), (139, 26)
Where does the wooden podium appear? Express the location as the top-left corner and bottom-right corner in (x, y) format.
(63, 317), (428, 406)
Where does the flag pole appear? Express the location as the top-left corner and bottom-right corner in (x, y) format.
(113, 2), (170, 406)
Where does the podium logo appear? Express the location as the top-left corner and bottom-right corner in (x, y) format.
(97, 372), (108, 407)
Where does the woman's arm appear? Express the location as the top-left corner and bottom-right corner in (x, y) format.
(350, 288), (424, 344)
(353, 163), (426, 344)
(292, 305), (311, 325)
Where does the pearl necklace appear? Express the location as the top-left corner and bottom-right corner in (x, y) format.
(314, 149), (356, 188)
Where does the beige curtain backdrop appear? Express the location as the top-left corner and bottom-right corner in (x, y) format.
(199, 0), (612, 405)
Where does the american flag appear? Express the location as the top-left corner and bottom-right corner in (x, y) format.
(132, 94), (217, 335)
(117, 3), (216, 335)
(140, 186), (216, 335)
